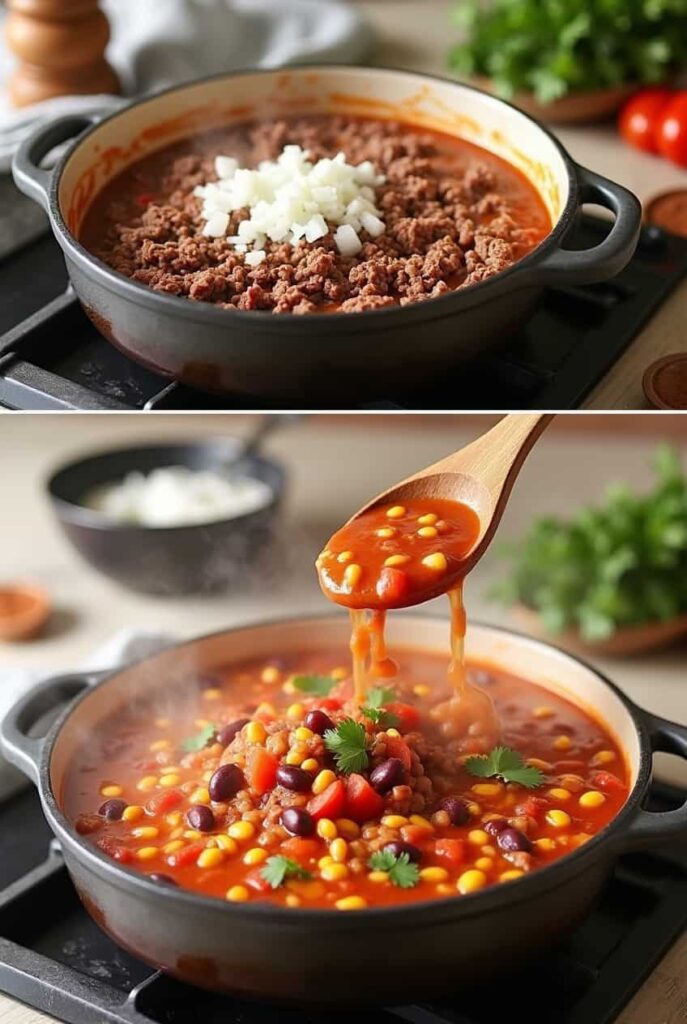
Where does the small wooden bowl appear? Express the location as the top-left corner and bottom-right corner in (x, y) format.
(0, 584), (52, 641)
(471, 77), (636, 124)
(514, 603), (687, 657)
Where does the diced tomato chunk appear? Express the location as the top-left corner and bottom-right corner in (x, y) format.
(316, 696), (344, 711)
(402, 824), (433, 845)
(245, 868), (271, 892)
(97, 836), (132, 863)
(384, 734), (412, 771)
(146, 789), (183, 814)
(434, 838), (464, 865)
(386, 702), (420, 733)
(246, 747), (278, 796)
(344, 773), (385, 822)
(514, 796), (548, 818)
(75, 814), (102, 835)
(590, 771), (626, 794)
(376, 567), (410, 604)
(307, 779), (347, 821)
(281, 837), (321, 864)
(167, 842), (205, 868)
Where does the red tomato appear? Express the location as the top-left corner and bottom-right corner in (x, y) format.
(97, 836), (132, 863)
(167, 842), (205, 868)
(386, 702), (420, 733)
(375, 567), (410, 604)
(245, 868), (272, 892)
(146, 789), (183, 814)
(590, 770), (626, 794)
(384, 734), (412, 771)
(281, 837), (321, 863)
(514, 796), (548, 819)
(307, 779), (347, 821)
(316, 696), (344, 711)
(618, 87), (673, 153)
(344, 773), (385, 822)
(434, 838), (464, 865)
(246, 748), (278, 796)
(657, 92), (687, 167)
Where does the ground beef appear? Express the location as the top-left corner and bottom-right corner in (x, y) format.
(81, 115), (550, 314)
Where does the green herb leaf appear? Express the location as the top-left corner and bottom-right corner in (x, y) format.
(365, 687), (397, 709)
(360, 686), (399, 730)
(291, 674), (336, 697)
(180, 723), (215, 752)
(368, 850), (419, 889)
(260, 856), (313, 889)
(464, 746), (544, 789)
(323, 718), (369, 775)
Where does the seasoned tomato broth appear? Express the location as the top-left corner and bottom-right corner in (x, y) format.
(63, 645), (628, 910)
(79, 114), (551, 314)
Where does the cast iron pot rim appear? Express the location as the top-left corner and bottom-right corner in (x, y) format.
(37, 612), (651, 927)
(47, 63), (580, 331)
(45, 438), (286, 535)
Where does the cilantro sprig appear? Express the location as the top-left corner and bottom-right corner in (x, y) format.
(260, 856), (313, 889)
(368, 850), (419, 889)
(324, 718), (369, 775)
(180, 723), (215, 752)
(360, 687), (399, 730)
(291, 674), (336, 697)
(464, 746), (543, 789)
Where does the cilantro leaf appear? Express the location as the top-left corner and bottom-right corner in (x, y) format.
(291, 674), (336, 697)
(360, 687), (400, 730)
(366, 687), (397, 709)
(368, 850), (419, 889)
(323, 718), (369, 775)
(180, 723), (215, 752)
(260, 856), (313, 889)
(464, 746), (543, 789)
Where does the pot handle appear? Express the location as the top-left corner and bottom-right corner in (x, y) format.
(618, 710), (687, 852)
(536, 165), (641, 286)
(0, 672), (97, 785)
(12, 109), (109, 213)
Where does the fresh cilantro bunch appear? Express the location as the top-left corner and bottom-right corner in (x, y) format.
(490, 446), (687, 642)
(465, 747), (543, 788)
(261, 856), (312, 889)
(449, 0), (687, 104)
(368, 850), (420, 888)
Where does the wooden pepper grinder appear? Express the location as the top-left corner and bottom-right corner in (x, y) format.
(5, 0), (120, 108)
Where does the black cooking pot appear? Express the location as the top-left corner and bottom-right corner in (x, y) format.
(12, 66), (641, 402)
(1, 616), (685, 1005)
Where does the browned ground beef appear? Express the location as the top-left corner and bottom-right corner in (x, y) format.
(81, 116), (550, 314)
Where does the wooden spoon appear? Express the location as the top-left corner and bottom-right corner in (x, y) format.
(349, 413), (552, 606)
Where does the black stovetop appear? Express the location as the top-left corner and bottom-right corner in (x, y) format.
(1, 216), (686, 410)
(1, 783), (686, 1024)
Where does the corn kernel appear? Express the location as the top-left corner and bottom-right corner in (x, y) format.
(301, 758), (319, 773)
(413, 684), (430, 697)
(159, 774), (181, 788)
(190, 787), (210, 805)
(468, 829), (489, 845)
(335, 896), (367, 910)
(421, 552), (447, 572)
(535, 838), (556, 852)
(386, 728), (401, 739)
(122, 805), (143, 823)
(163, 840), (185, 854)
(384, 554), (411, 567)
(386, 506), (406, 518)
(243, 847), (268, 866)
(137, 847), (158, 861)
(294, 726), (314, 742)
(468, 802), (481, 816)
(197, 848), (224, 869)
(376, 527), (396, 539)
(184, 829), (202, 840)
(546, 809), (572, 828)
(313, 770), (336, 795)
(481, 844), (496, 857)
(368, 871), (389, 883)
(337, 550), (354, 563)
(471, 783), (501, 797)
(331, 667), (348, 681)
(203, 688), (222, 701)
(335, 818), (360, 839)
(553, 735), (572, 751)
(417, 513), (438, 526)
(436, 883), (454, 896)
(261, 666), (280, 684)
(408, 815), (434, 833)
(137, 775), (158, 791)
(548, 788), (571, 802)
(321, 863), (349, 882)
(226, 885), (250, 902)
(228, 820), (255, 841)
(330, 838), (348, 863)
(533, 706), (554, 719)
(579, 790), (606, 809)
(214, 835), (238, 853)
(417, 526), (438, 538)
(344, 563), (363, 588)
(255, 701), (276, 718)
(285, 894), (301, 907)
(245, 721), (267, 745)
(166, 811), (183, 827)
(457, 869), (487, 894)
(286, 747), (306, 766)
(169, 827), (184, 840)
(318, 855), (334, 869)
(420, 866), (448, 883)
(381, 815), (408, 828)
(500, 870), (524, 882)
(592, 750), (616, 765)
(317, 818), (338, 840)
(282, 680), (297, 695)
(100, 784), (123, 797)
(475, 857), (493, 872)
(149, 739), (172, 752)
(286, 703), (305, 721)
(132, 826), (159, 840)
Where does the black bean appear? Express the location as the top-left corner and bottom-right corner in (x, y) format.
(370, 757), (407, 793)
(276, 765), (312, 792)
(148, 873), (178, 886)
(186, 804), (215, 832)
(484, 818), (509, 837)
(98, 799), (127, 821)
(281, 807), (315, 837)
(497, 828), (532, 853)
(217, 719), (250, 747)
(383, 840), (422, 864)
(439, 796), (470, 826)
(208, 763), (245, 802)
(304, 709), (334, 736)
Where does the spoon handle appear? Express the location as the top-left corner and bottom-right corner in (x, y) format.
(451, 413), (552, 502)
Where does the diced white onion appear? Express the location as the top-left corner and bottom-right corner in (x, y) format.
(245, 249), (266, 267)
(334, 223), (362, 257)
(215, 155), (238, 179)
(202, 211), (229, 237)
(361, 211), (386, 238)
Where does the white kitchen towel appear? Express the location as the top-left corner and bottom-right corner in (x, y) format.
(0, 630), (175, 801)
(0, 0), (372, 171)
